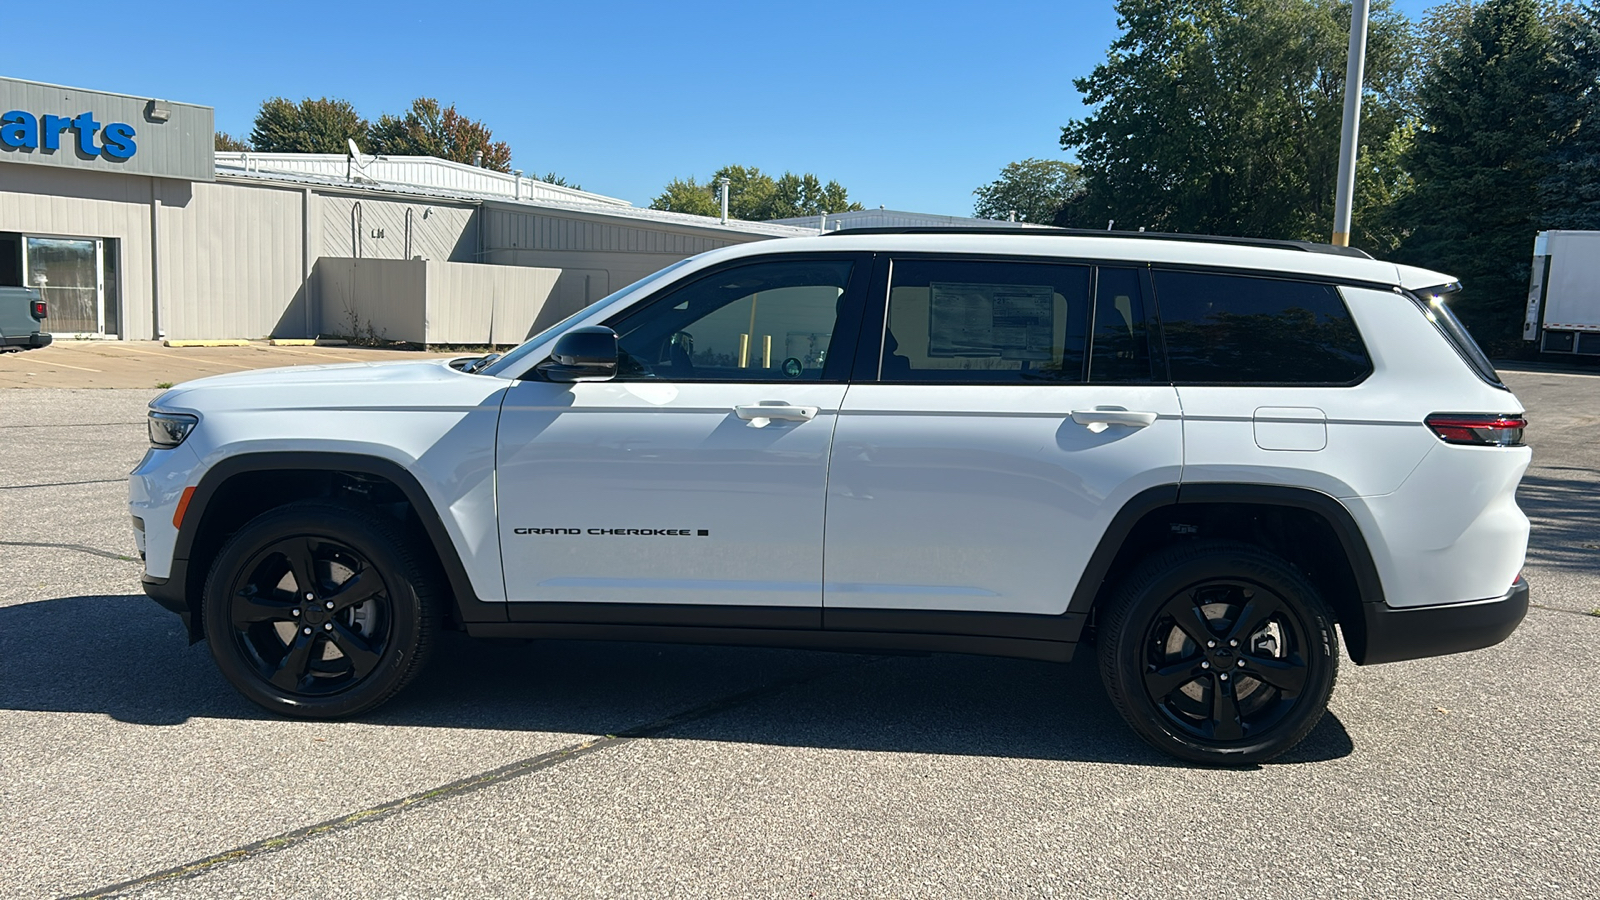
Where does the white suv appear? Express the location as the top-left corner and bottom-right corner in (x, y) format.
(130, 231), (1531, 764)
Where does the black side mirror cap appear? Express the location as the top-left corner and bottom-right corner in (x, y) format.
(539, 325), (619, 382)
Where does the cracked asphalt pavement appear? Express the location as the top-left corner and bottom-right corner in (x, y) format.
(1, 368), (1597, 899)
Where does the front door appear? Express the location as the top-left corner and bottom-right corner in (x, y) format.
(23, 236), (118, 337)
(823, 258), (1184, 618)
(496, 254), (870, 615)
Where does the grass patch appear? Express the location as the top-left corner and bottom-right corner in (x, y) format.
(155, 381), (173, 389)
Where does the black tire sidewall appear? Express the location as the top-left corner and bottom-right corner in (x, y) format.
(202, 502), (432, 718)
(1099, 542), (1338, 765)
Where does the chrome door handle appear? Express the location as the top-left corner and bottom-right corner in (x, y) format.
(1070, 408), (1158, 433)
(735, 402), (819, 428)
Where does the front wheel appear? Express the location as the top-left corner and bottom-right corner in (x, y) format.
(202, 501), (442, 718)
(1098, 541), (1339, 765)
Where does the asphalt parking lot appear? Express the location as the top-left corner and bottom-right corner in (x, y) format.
(1, 360), (1596, 899)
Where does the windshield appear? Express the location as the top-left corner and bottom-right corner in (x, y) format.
(479, 257), (700, 378)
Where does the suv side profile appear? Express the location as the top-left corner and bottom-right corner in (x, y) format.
(130, 232), (1530, 765)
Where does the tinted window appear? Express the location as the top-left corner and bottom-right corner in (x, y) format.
(609, 259), (854, 382)
(1089, 268), (1155, 383)
(881, 259), (1090, 383)
(1153, 271), (1371, 384)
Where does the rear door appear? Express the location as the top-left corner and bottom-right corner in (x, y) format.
(821, 256), (1184, 621)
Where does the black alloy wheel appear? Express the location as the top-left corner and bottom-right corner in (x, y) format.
(202, 501), (442, 718)
(1099, 541), (1338, 765)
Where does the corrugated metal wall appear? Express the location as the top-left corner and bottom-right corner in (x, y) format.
(425, 261), (560, 345)
(319, 195), (477, 263)
(159, 180), (305, 339)
(0, 165), (156, 338)
(482, 206), (742, 256)
(315, 258), (428, 343)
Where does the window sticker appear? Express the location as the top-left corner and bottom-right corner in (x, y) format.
(928, 282), (1055, 359)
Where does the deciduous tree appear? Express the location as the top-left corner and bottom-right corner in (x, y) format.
(249, 97), (369, 154)
(366, 98), (513, 172)
(972, 158), (1085, 223)
(650, 165), (863, 219)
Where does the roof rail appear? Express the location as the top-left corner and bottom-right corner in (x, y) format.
(820, 226), (1373, 259)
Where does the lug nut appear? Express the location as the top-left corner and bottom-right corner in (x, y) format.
(292, 609), (300, 617)
(324, 623), (334, 631)
(1237, 659), (1246, 667)
(1207, 640), (1217, 648)
(304, 592), (314, 600)
(1219, 673), (1229, 681)
(1229, 639), (1239, 647)
(1201, 662), (1211, 669)
(325, 601), (335, 610)
(302, 627), (312, 635)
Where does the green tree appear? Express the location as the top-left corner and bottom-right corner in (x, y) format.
(541, 172), (581, 189)
(1541, 2), (1600, 229)
(1396, 0), (1565, 348)
(366, 98), (513, 172)
(249, 97), (369, 154)
(972, 158), (1085, 223)
(214, 131), (250, 151)
(650, 165), (863, 219)
(1060, 0), (1413, 245)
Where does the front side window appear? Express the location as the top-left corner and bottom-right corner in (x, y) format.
(1153, 270), (1371, 385)
(609, 258), (855, 382)
(880, 259), (1091, 383)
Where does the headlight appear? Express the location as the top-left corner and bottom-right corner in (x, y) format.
(148, 411), (199, 448)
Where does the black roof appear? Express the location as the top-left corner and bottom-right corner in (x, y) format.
(820, 226), (1373, 260)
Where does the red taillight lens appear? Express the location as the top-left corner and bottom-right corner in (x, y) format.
(31, 300), (47, 319)
(1425, 413), (1526, 446)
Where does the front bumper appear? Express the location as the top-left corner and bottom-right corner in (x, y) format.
(1357, 577), (1529, 665)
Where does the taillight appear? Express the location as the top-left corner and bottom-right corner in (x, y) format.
(31, 300), (47, 319)
(1425, 413), (1526, 446)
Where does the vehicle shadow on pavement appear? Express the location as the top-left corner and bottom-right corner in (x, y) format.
(1517, 470), (1600, 575)
(0, 595), (1353, 768)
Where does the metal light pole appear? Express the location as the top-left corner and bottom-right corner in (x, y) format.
(1332, 0), (1371, 247)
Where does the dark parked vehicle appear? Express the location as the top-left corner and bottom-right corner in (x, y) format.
(0, 286), (51, 351)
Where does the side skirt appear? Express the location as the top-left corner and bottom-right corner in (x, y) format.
(464, 621), (1075, 664)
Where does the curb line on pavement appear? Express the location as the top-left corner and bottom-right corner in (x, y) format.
(64, 661), (874, 899)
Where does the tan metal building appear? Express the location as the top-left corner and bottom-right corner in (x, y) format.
(1, 76), (813, 343)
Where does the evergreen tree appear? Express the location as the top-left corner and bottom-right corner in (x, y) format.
(650, 165), (863, 219)
(366, 98), (513, 172)
(1397, 0), (1564, 348)
(1541, 3), (1600, 229)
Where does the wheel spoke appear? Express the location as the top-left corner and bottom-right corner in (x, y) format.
(1160, 593), (1217, 647)
(1145, 659), (1204, 700)
(1208, 675), (1244, 741)
(268, 631), (317, 691)
(328, 622), (382, 678)
(232, 589), (298, 625)
(284, 539), (320, 599)
(325, 569), (384, 613)
(1223, 594), (1284, 645)
(1244, 653), (1308, 696)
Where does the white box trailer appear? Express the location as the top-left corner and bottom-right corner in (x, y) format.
(1524, 230), (1600, 354)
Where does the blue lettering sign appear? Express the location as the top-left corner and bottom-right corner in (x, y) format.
(0, 109), (137, 160)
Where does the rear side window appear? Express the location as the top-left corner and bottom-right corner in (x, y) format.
(1089, 267), (1155, 383)
(881, 259), (1091, 383)
(1152, 271), (1371, 385)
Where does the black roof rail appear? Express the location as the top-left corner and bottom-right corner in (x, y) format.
(819, 226), (1373, 260)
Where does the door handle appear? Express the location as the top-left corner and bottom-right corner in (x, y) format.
(735, 401), (819, 428)
(1070, 408), (1158, 433)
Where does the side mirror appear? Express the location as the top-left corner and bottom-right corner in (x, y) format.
(539, 325), (619, 382)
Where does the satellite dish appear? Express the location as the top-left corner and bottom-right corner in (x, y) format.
(346, 139), (375, 182)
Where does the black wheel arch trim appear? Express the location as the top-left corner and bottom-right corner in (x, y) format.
(164, 452), (505, 636)
(1067, 482), (1388, 659)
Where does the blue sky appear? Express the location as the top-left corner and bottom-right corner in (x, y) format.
(6, 0), (1437, 216)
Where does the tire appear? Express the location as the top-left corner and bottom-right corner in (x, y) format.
(1097, 540), (1339, 765)
(202, 501), (443, 718)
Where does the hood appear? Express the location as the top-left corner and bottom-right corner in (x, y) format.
(152, 357), (491, 413)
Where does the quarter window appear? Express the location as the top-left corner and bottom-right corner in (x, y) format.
(1152, 271), (1371, 384)
(609, 259), (855, 382)
(881, 259), (1091, 383)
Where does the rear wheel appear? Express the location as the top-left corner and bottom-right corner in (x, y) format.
(1098, 541), (1338, 765)
(202, 501), (442, 718)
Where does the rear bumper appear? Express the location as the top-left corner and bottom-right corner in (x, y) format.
(1357, 577), (1529, 665)
(2, 332), (51, 348)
